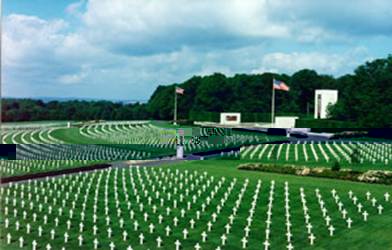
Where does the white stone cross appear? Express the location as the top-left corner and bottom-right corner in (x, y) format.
(93, 238), (99, 249)
(50, 229), (55, 240)
(134, 221), (139, 231)
(46, 244), (51, 250)
(195, 243), (201, 250)
(175, 240), (181, 250)
(149, 223), (155, 233)
(342, 209), (348, 219)
(78, 235), (83, 246)
(384, 192), (390, 202)
(263, 240), (270, 250)
(244, 226), (251, 237)
(309, 233), (316, 245)
(207, 221), (213, 231)
(19, 236), (24, 248)
(306, 223), (313, 234)
(183, 228), (189, 239)
(26, 223), (31, 234)
(139, 233), (144, 245)
(123, 230), (128, 241)
(221, 234), (227, 245)
(6, 233), (12, 245)
(241, 237), (248, 248)
(377, 205), (384, 214)
(347, 218), (353, 228)
(225, 224), (231, 234)
(201, 231), (208, 242)
(159, 215), (164, 224)
(32, 240), (37, 250)
(325, 216), (331, 226)
(328, 225), (335, 236)
(362, 211), (369, 221)
(287, 243), (294, 250)
(64, 232), (69, 243)
(357, 203), (363, 213)
(109, 242), (115, 250)
(144, 212), (149, 221)
(157, 236), (163, 248)
(165, 226), (171, 236)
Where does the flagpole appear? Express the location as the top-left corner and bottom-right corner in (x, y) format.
(174, 88), (177, 125)
(271, 78), (275, 127)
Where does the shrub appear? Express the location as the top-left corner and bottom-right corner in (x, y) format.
(331, 161), (341, 171)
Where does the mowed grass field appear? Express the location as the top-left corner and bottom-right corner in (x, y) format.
(1, 160), (391, 250)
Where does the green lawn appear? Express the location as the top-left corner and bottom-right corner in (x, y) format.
(1, 160), (391, 250)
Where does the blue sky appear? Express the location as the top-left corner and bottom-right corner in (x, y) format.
(2, 0), (392, 100)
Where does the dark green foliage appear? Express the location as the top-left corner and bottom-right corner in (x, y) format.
(331, 161), (341, 171)
(1, 99), (150, 122)
(350, 146), (361, 164)
(2, 56), (392, 127)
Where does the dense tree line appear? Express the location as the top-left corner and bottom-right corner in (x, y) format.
(1, 99), (150, 122)
(2, 56), (391, 127)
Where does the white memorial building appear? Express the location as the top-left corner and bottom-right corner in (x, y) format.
(314, 90), (338, 119)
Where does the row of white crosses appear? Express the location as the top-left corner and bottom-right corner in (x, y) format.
(1, 165), (391, 249)
(299, 187), (316, 245)
(2, 127), (63, 144)
(263, 180), (275, 250)
(241, 141), (392, 164)
(284, 182), (294, 250)
(2, 166), (219, 249)
(329, 189), (356, 230)
(240, 180), (262, 249)
(172, 176), (239, 250)
(315, 189), (336, 236)
(16, 143), (149, 160)
(79, 121), (264, 154)
(0, 159), (94, 177)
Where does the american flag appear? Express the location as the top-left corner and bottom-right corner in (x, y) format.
(273, 79), (290, 91)
(175, 87), (185, 95)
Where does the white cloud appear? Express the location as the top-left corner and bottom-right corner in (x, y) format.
(2, 1), (389, 99)
(65, 0), (85, 16)
(80, 0), (290, 55)
(3, 14), (67, 66)
(252, 48), (371, 76)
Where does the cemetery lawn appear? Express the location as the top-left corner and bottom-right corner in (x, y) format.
(171, 160), (392, 249)
(1, 159), (391, 250)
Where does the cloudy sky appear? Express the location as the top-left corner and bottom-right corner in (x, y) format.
(2, 0), (392, 100)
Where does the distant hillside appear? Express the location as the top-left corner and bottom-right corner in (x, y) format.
(2, 56), (391, 128)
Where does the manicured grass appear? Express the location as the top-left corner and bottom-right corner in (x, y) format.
(1, 160), (391, 250)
